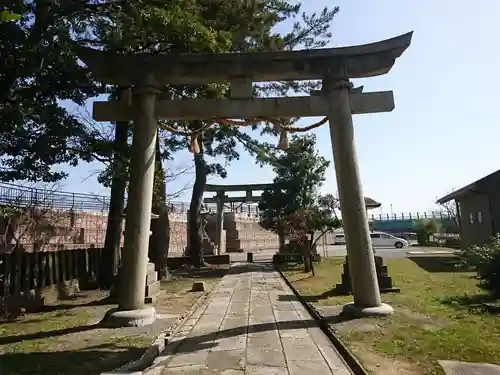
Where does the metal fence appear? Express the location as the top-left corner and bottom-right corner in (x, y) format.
(0, 183), (261, 215)
(370, 212), (452, 221)
(0, 183), (110, 212)
(0, 183), (455, 221)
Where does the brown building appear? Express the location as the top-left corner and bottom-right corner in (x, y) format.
(437, 169), (500, 248)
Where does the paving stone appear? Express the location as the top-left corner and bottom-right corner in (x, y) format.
(246, 347), (286, 368)
(245, 365), (288, 375)
(160, 366), (245, 375)
(176, 338), (214, 353)
(147, 263), (352, 375)
(167, 351), (209, 368)
(273, 310), (300, 322)
(287, 360), (333, 375)
(212, 335), (247, 351)
(207, 349), (246, 371)
(249, 318), (275, 326)
(247, 335), (282, 351)
(247, 322), (278, 335)
(271, 302), (295, 311)
(438, 360), (500, 375)
(278, 328), (310, 338)
(280, 336), (315, 348)
(220, 317), (248, 330)
(282, 340), (324, 362)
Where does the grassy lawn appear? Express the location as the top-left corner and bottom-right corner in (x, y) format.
(0, 267), (226, 375)
(282, 257), (500, 375)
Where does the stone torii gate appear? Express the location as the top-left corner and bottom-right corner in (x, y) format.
(77, 31), (412, 326)
(204, 183), (273, 253)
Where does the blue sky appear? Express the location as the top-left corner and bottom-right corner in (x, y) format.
(56, 1), (500, 214)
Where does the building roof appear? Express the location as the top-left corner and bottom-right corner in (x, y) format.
(436, 168), (500, 204)
(365, 197), (381, 209)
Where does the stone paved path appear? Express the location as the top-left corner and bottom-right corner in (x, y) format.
(146, 262), (353, 375)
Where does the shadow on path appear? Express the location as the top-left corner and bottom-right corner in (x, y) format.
(170, 316), (357, 355)
(0, 323), (103, 345)
(0, 343), (145, 375)
(278, 289), (343, 303)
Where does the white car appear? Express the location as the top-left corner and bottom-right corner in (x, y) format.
(334, 232), (408, 248)
(371, 232), (408, 248)
(333, 233), (346, 245)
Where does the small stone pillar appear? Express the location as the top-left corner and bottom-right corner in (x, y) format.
(144, 261), (161, 303)
(103, 82), (160, 327)
(215, 192), (226, 255)
(323, 78), (393, 317)
(335, 255), (400, 295)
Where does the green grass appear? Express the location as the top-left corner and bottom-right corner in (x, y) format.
(283, 257), (500, 375)
(0, 271), (225, 375)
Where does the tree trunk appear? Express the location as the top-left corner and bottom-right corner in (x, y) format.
(278, 231), (285, 252)
(308, 232), (315, 276)
(187, 132), (207, 268)
(302, 236), (311, 273)
(149, 131), (171, 280)
(100, 120), (128, 289)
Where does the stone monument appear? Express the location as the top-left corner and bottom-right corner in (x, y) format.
(77, 31), (413, 324)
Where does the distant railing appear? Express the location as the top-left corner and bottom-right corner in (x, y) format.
(0, 183), (455, 222)
(0, 183), (261, 215)
(369, 212), (453, 221)
(0, 183), (110, 212)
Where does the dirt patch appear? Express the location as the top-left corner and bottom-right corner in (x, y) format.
(350, 342), (421, 375)
(0, 273), (224, 375)
(396, 307), (447, 332)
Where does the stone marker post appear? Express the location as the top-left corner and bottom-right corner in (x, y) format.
(323, 78), (392, 317)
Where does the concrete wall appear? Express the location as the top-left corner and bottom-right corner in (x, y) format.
(0, 210), (280, 256)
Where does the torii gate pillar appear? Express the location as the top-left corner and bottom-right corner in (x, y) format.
(324, 80), (392, 316)
(103, 83), (160, 327)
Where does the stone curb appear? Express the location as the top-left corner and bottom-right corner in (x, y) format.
(101, 281), (218, 375)
(276, 265), (370, 375)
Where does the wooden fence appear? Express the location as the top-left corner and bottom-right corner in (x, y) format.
(0, 247), (103, 297)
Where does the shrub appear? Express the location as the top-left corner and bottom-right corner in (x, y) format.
(414, 219), (441, 245)
(458, 234), (500, 295)
(482, 252), (500, 297)
(458, 234), (500, 272)
(444, 237), (461, 249)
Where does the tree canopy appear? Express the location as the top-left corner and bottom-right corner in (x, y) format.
(258, 133), (332, 237)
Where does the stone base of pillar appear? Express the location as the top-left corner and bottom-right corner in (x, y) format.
(342, 302), (394, 317)
(101, 306), (157, 327)
(145, 262), (160, 304)
(334, 255), (400, 295)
